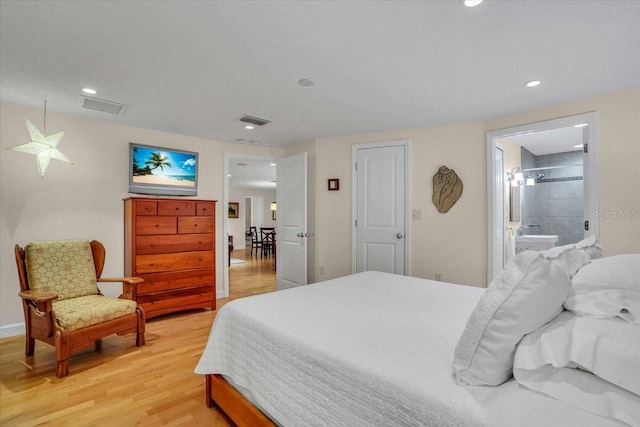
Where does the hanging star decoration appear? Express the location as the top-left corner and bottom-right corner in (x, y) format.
(8, 118), (73, 178)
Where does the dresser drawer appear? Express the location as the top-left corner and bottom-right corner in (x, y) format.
(135, 234), (214, 255)
(135, 250), (214, 274)
(178, 217), (214, 234)
(136, 269), (214, 294)
(136, 216), (176, 235)
(138, 290), (215, 318)
(158, 201), (196, 216)
(197, 202), (215, 216)
(136, 200), (157, 215)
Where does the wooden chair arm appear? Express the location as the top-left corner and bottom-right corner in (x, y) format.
(98, 277), (142, 301)
(19, 290), (58, 303)
(98, 277), (144, 285)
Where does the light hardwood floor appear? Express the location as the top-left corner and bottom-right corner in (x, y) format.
(0, 248), (276, 426)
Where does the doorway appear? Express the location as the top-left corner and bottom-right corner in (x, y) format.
(486, 113), (598, 283)
(223, 153), (277, 298)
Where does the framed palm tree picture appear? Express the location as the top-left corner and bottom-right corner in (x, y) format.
(128, 142), (198, 196)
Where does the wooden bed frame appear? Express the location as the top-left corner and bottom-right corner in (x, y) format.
(205, 374), (276, 426)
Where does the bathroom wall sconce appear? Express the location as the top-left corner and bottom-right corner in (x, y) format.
(507, 167), (536, 187)
(507, 167), (524, 187)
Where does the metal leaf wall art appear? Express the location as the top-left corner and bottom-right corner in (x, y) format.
(432, 166), (463, 213)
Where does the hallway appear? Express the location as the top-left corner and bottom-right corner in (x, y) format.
(228, 248), (276, 300)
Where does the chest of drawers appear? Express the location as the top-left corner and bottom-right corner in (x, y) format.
(124, 197), (217, 318)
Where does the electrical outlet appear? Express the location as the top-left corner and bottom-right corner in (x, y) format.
(435, 272), (442, 281)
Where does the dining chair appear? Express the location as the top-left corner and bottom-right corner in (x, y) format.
(249, 226), (262, 257)
(260, 228), (275, 259)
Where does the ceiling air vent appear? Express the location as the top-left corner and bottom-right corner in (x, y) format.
(240, 115), (270, 126)
(80, 96), (128, 116)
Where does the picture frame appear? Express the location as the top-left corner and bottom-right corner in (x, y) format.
(328, 178), (340, 191)
(228, 202), (239, 218)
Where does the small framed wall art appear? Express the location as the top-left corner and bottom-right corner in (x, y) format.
(228, 202), (239, 218)
(328, 178), (340, 191)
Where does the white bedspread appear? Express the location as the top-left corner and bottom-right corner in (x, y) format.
(195, 271), (625, 427)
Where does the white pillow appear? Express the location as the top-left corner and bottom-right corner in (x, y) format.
(541, 245), (590, 278)
(514, 310), (640, 426)
(452, 251), (570, 386)
(565, 254), (640, 324)
(575, 234), (603, 260)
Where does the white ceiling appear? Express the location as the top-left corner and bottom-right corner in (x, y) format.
(229, 158), (277, 191)
(2, 1), (639, 153)
(507, 126), (585, 156)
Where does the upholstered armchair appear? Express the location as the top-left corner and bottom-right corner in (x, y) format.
(14, 239), (145, 378)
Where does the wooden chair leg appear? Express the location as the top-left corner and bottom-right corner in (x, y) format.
(56, 359), (70, 378)
(136, 308), (146, 346)
(95, 338), (102, 351)
(55, 330), (70, 378)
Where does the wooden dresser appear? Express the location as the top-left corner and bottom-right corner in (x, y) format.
(124, 197), (216, 318)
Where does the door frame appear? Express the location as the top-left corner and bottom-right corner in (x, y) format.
(351, 139), (411, 275)
(485, 112), (598, 284)
(222, 152), (278, 299)
(494, 143), (506, 276)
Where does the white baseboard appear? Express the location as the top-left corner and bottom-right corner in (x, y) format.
(0, 322), (25, 339)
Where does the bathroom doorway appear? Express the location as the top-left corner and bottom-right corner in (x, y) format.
(486, 113), (598, 283)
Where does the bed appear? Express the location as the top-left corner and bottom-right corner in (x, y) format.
(195, 246), (639, 426)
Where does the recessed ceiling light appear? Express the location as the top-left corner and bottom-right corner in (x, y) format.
(245, 125), (254, 130)
(298, 78), (314, 87)
(463, 0), (483, 7)
(270, 163), (276, 166)
(525, 80), (541, 88)
(82, 87), (97, 95)
(574, 123), (588, 128)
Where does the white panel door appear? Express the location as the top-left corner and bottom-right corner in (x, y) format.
(276, 153), (308, 290)
(354, 143), (406, 274)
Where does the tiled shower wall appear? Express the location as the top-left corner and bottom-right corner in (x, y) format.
(521, 148), (584, 246)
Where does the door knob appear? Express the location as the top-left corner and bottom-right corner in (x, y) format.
(396, 233), (404, 239)
(297, 232), (310, 238)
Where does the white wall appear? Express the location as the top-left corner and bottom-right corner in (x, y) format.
(311, 87), (640, 287)
(313, 122), (487, 287)
(0, 103), (282, 337)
